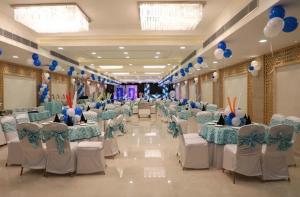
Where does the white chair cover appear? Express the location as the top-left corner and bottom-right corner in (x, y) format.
(286, 116), (300, 160)
(114, 114), (125, 136)
(103, 119), (119, 157)
(15, 112), (30, 124)
(1, 116), (22, 165)
(174, 116), (209, 169)
(187, 109), (201, 133)
(42, 123), (77, 174)
(223, 125), (265, 178)
(17, 123), (46, 170)
(262, 124), (293, 181)
(196, 111), (213, 133)
(76, 141), (106, 174)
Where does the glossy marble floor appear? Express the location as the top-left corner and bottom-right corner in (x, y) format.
(1, 115), (300, 197)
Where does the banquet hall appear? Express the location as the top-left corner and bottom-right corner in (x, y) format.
(0, 0), (300, 196)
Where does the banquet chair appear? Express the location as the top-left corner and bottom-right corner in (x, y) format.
(121, 104), (132, 122)
(42, 123), (77, 175)
(285, 116), (300, 165)
(17, 123), (46, 175)
(112, 114), (125, 136)
(14, 112), (30, 124)
(223, 124), (265, 184)
(1, 116), (22, 166)
(175, 116), (209, 169)
(270, 114), (285, 126)
(262, 124), (293, 181)
(76, 141), (106, 174)
(103, 119), (120, 157)
(82, 111), (98, 122)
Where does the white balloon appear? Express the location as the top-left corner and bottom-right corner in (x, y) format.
(44, 72), (50, 79)
(67, 108), (75, 117)
(213, 72), (219, 79)
(194, 63), (201, 69)
(75, 115), (81, 123)
(71, 78), (76, 85)
(232, 117), (241, 126)
(264, 17), (284, 38)
(42, 84), (47, 88)
(214, 48), (224, 60)
(235, 109), (245, 118)
(251, 60), (261, 71)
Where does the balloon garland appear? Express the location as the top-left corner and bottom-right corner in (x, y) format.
(248, 60), (262, 77)
(264, 5), (298, 38)
(49, 60), (58, 71)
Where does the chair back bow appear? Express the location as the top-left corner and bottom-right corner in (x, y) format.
(43, 131), (69, 154)
(238, 131), (264, 148)
(268, 132), (293, 151)
(168, 121), (182, 138)
(18, 128), (41, 148)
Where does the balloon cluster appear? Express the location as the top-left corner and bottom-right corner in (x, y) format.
(264, 5), (298, 38)
(194, 56), (204, 70)
(214, 41), (232, 59)
(38, 73), (51, 103)
(32, 53), (41, 67)
(248, 60), (261, 77)
(224, 97), (246, 126)
(91, 74), (96, 81)
(67, 66), (75, 76)
(62, 106), (83, 124)
(49, 60), (58, 72)
(212, 71), (219, 82)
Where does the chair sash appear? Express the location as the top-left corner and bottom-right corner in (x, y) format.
(2, 121), (17, 133)
(18, 128), (41, 148)
(168, 121), (182, 138)
(268, 132), (293, 151)
(105, 126), (114, 139)
(101, 110), (116, 120)
(43, 131), (69, 154)
(238, 131), (264, 148)
(178, 111), (192, 120)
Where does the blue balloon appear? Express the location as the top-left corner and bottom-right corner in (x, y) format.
(184, 67), (189, 73)
(188, 63), (193, 68)
(75, 107), (82, 115)
(48, 77), (51, 80)
(283, 16), (298, 32)
(51, 60), (58, 67)
(269, 5), (285, 19)
(248, 65), (254, 71)
(81, 70), (85, 75)
(174, 72), (178, 77)
(218, 41), (227, 50)
(34, 59), (41, 67)
(197, 56), (203, 64)
(32, 53), (39, 60)
(49, 65), (56, 71)
(67, 71), (72, 76)
(223, 49), (232, 58)
(70, 66), (75, 71)
(62, 108), (67, 115)
(96, 102), (102, 109)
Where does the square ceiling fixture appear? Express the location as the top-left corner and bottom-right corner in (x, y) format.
(12, 3), (90, 33)
(139, 1), (204, 31)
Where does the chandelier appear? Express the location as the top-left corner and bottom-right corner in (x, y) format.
(12, 3), (90, 33)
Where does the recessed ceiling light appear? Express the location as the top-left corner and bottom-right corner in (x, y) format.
(154, 56), (159, 59)
(144, 72), (162, 75)
(90, 64), (94, 66)
(58, 47), (64, 50)
(112, 72), (129, 75)
(167, 63), (171, 66)
(123, 51), (128, 55)
(180, 46), (186, 50)
(196, 68), (201, 71)
(139, 2), (203, 31)
(144, 65), (166, 69)
(91, 52), (96, 55)
(125, 56), (130, 59)
(129, 64), (133, 66)
(213, 61), (218, 64)
(259, 39), (267, 43)
(12, 55), (19, 59)
(119, 46), (125, 49)
(155, 51), (161, 55)
(97, 56), (102, 59)
(99, 65), (123, 69)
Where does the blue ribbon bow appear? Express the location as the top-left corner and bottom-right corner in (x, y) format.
(43, 131), (69, 154)
(18, 128), (41, 148)
(268, 132), (293, 151)
(238, 131), (264, 148)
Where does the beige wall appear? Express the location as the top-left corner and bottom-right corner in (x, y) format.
(188, 80), (196, 101)
(201, 80), (213, 104)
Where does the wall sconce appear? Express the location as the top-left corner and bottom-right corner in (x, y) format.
(194, 77), (198, 83)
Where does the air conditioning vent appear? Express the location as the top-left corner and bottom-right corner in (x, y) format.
(181, 50), (197, 65)
(0, 27), (38, 49)
(203, 0), (258, 48)
(50, 51), (79, 65)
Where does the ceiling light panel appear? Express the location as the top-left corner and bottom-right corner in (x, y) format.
(144, 72), (162, 75)
(139, 2), (203, 31)
(99, 65), (123, 69)
(112, 72), (129, 75)
(13, 3), (89, 33)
